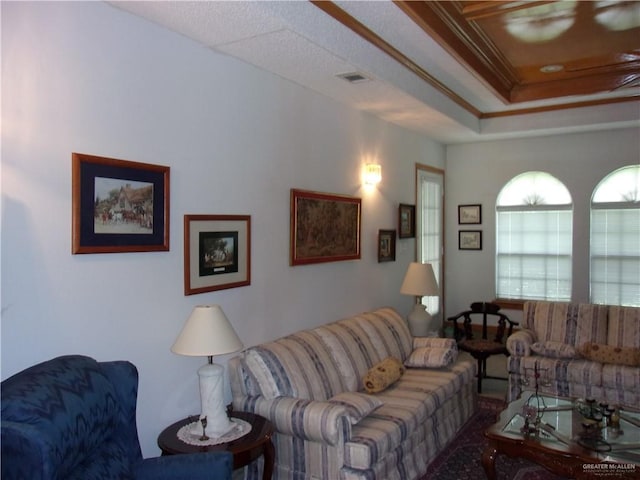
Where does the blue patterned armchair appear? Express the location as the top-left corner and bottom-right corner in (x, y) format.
(1, 355), (232, 480)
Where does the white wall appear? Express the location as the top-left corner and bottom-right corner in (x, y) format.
(444, 127), (640, 322)
(1, 2), (444, 457)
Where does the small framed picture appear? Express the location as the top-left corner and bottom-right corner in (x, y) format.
(458, 204), (481, 224)
(378, 229), (396, 262)
(459, 230), (482, 250)
(184, 214), (251, 295)
(72, 152), (170, 254)
(398, 204), (416, 238)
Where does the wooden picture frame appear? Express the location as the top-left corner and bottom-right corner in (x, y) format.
(184, 214), (251, 295)
(290, 189), (361, 266)
(459, 230), (482, 250)
(458, 204), (482, 224)
(378, 229), (396, 262)
(398, 204), (416, 238)
(72, 152), (170, 254)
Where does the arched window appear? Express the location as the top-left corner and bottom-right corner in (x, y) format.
(590, 165), (640, 306)
(496, 172), (573, 301)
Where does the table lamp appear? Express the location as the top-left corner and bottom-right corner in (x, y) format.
(400, 262), (440, 337)
(171, 304), (243, 439)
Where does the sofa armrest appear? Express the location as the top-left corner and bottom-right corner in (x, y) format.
(235, 396), (351, 446)
(506, 329), (536, 357)
(135, 452), (233, 480)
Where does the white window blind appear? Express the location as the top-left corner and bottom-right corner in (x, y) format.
(496, 172), (573, 301)
(590, 165), (640, 306)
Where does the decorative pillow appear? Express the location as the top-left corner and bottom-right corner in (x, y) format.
(413, 337), (457, 350)
(328, 392), (383, 424)
(362, 357), (405, 394)
(404, 347), (457, 368)
(530, 341), (577, 359)
(578, 343), (640, 367)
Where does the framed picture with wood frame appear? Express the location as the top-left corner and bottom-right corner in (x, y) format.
(378, 229), (396, 262)
(458, 204), (482, 224)
(290, 188), (361, 266)
(398, 203), (416, 238)
(72, 152), (170, 254)
(184, 214), (251, 295)
(459, 230), (482, 250)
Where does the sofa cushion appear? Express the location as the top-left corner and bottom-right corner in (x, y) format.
(352, 308), (414, 362)
(313, 321), (382, 392)
(517, 355), (603, 394)
(601, 364), (640, 392)
(363, 357), (405, 394)
(313, 307), (412, 392)
(328, 392), (383, 424)
(343, 360), (475, 470)
(578, 343), (640, 367)
(530, 341), (577, 359)
(523, 302), (608, 347)
(242, 329), (348, 401)
(404, 347), (457, 368)
(607, 306), (640, 348)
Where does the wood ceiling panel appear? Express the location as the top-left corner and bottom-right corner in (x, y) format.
(396, 0), (640, 103)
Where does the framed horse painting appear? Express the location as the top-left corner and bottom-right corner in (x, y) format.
(183, 214), (251, 295)
(71, 153), (170, 254)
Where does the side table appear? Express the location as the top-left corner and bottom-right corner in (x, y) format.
(158, 411), (274, 480)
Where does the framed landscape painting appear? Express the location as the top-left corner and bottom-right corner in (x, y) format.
(459, 230), (482, 250)
(72, 153), (170, 254)
(184, 215), (251, 295)
(290, 189), (361, 266)
(458, 204), (482, 225)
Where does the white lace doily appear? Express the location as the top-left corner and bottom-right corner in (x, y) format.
(177, 418), (252, 446)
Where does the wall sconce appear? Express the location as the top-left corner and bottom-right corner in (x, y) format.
(364, 163), (382, 186)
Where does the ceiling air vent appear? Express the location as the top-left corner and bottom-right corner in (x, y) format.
(337, 72), (370, 84)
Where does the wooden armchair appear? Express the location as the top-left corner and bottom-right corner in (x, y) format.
(448, 302), (518, 393)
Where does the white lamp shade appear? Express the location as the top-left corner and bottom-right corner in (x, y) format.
(400, 262), (439, 297)
(171, 305), (243, 357)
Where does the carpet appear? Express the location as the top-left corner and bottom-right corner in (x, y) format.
(421, 397), (568, 480)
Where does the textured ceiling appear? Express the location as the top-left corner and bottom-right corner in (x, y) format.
(108, 1), (640, 144)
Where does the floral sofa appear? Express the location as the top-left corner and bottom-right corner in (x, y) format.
(229, 307), (477, 480)
(507, 301), (640, 407)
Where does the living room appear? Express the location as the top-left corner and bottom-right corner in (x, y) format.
(2, 0), (639, 466)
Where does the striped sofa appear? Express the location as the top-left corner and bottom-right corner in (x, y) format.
(229, 307), (477, 480)
(507, 301), (640, 407)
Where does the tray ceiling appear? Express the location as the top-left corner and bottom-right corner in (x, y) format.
(109, 0), (640, 143)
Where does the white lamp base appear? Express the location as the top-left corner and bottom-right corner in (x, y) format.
(191, 362), (234, 439)
(407, 303), (440, 337)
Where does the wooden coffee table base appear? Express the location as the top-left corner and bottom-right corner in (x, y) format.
(482, 437), (604, 480)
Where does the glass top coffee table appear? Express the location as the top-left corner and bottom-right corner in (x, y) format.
(482, 393), (640, 479)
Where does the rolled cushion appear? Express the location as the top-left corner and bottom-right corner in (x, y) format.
(578, 343), (640, 367)
(328, 392), (383, 424)
(404, 347), (457, 368)
(531, 341), (577, 359)
(362, 357), (404, 394)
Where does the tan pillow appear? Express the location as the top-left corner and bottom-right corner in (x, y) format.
(578, 342), (640, 367)
(363, 357), (405, 394)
